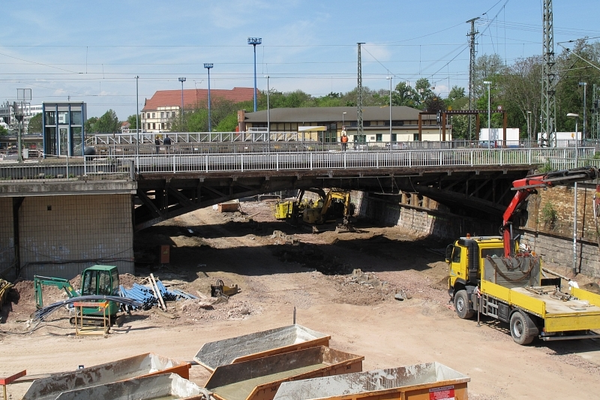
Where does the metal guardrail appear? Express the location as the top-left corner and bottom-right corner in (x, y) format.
(0, 158), (135, 181)
(0, 147), (598, 181)
(125, 147), (597, 174)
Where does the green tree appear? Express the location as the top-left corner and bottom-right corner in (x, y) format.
(95, 109), (120, 133)
(0, 125), (8, 136)
(498, 56), (543, 139)
(556, 39), (600, 136)
(127, 114), (140, 131)
(215, 112), (238, 132)
(85, 116), (99, 133)
(414, 78), (435, 109)
(315, 92), (344, 107)
(28, 113), (42, 134)
(392, 82), (419, 107)
(446, 86), (468, 111)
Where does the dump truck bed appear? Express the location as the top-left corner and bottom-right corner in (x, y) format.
(272, 362), (470, 400)
(194, 324), (330, 371)
(54, 373), (206, 400)
(23, 353), (191, 400)
(205, 346), (364, 400)
(481, 280), (600, 332)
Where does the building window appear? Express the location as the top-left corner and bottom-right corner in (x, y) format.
(376, 134), (382, 142)
(413, 133), (420, 141)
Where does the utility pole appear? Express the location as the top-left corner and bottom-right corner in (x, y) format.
(541, 0), (557, 147)
(466, 17), (479, 143)
(594, 84), (599, 140)
(357, 42), (365, 143)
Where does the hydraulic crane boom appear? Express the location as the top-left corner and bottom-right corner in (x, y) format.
(502, 166), (599, 257)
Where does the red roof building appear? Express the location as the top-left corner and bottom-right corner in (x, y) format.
(141, 87), (256, 132)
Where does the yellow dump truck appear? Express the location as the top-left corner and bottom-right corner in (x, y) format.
(447, 167), (600, 345)
(447, 235), (600, 345)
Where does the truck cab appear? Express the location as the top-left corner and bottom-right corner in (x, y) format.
(446, 236), (504, 293)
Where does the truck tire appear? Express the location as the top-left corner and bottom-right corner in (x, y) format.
(509, 310), (539, 345)
(454, 290), (474, 319)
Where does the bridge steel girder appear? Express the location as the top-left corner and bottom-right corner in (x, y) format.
(133, 165), (534, 231)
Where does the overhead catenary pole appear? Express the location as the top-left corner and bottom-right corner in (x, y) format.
(466, 17), (479, 142)
(541, 0), (557, 147)
(357, 42), (365, 144)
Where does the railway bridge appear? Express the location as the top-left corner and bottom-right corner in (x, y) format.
(0, 146), (591, 279)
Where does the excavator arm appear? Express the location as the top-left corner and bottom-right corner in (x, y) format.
(502, 167), (599, 257)
(34, 275), (79, 309)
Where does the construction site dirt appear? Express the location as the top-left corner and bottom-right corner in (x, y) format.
(1, 199), (600, 400)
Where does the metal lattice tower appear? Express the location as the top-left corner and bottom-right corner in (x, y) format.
(357, 42), (365, 141)
(541, 0), (557, 147)
(466, 17), (479, 141)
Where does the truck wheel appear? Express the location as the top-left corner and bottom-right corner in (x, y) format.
(509, 311), (539, 345)
(454, 290), (474, 319)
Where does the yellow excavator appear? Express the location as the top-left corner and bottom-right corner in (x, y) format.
(275, 188), (353, 230)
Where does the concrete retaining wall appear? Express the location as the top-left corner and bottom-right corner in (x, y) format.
(1, 194), (134, 280)
(361, 190), (600, 279)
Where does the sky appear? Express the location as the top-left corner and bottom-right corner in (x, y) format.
(2, 0), (600, 120)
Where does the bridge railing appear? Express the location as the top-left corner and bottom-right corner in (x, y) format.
(125, 147), (596, 174)
(0, 158), (135, 181)
(1, 147), (597, 180)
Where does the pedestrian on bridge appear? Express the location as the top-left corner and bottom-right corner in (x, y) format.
(163, 135), (172, 153)
(341, 130), (348, 151)
(155, 137), (161, 154)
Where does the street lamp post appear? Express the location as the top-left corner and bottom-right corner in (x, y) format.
(248, 37), (262, 112)
(484, 81), (491, 149)
(204, 63), (213, 132)
(135, 76), (139, 155)
(567, 112), (579, 275)
(265, 75), (270, 144)
(387, 76), (393, 148)
(579, 82), (587, 140)
(526, 111), (531, 146)
(178, 77), (186, 130)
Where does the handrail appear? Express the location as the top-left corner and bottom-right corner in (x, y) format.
(0, 147), (597, 181)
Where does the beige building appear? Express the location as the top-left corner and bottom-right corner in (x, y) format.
(239, 106), (451, 145)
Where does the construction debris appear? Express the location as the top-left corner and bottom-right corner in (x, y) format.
(210, 279), (240, 298)
(119, 277), (199, 311)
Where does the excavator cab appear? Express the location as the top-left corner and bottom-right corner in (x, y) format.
(81, 265), (119, 296)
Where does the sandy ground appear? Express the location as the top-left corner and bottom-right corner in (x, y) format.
(1, 199), (600, 400)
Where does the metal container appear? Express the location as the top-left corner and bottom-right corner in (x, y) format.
(273, 362), (470, 400)
(194, 324), (331, 371)
(205, 346), (364, 400)
(22, 353), (191, 400)
(54, 373), (207, 400)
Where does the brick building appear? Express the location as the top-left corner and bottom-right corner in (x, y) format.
(142, 87), (256, 133)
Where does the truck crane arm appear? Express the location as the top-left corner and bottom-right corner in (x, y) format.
(502, 166), (599, 257)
